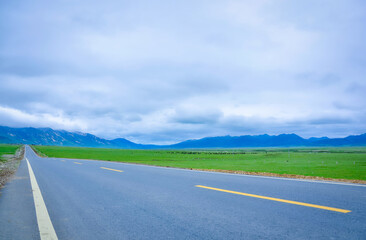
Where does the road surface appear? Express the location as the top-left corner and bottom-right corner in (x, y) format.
(0, 145), (365, 239)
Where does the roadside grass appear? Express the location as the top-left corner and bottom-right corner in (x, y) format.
(33, 145), (366, 181)
(0, 144), (21, 162)
(0, 144), (22, 188)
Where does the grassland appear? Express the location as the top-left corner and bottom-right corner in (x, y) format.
(33, 145), (366, 181)
(0, 144), (21, 162)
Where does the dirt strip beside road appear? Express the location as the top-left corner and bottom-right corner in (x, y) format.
(0, 146), (25, 188)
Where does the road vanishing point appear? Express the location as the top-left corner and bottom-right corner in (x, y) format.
(0, 145), (365, 239)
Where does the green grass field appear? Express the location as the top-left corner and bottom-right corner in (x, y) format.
(33, 145), (366, 181)
(0, 144), (21, 162)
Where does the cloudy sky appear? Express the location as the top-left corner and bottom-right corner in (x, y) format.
(0, 0), (365, 144)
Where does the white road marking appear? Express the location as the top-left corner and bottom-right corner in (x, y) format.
(26, 158), (58, 240)
(104, 161), (366, 187)
(40, 153), (366, 188)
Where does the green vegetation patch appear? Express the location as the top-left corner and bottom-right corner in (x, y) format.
(33, 146), (366, 181)
(0, 144), (21, 162)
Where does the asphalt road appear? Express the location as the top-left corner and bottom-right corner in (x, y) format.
(0, 145), (365, 239)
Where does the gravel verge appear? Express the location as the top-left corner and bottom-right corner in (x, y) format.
(0, 146), (25, 188)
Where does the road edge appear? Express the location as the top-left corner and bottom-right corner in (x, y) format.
(26, 157), (58, 240)
(30, 145), (366, 186)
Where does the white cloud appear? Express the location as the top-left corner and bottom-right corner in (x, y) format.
(0, 105), (86, 130)
(0, 0), (365, 143)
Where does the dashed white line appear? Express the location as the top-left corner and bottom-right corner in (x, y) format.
(104, 161), (366, 187)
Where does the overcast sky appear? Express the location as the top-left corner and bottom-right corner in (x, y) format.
(0, 0), (365, 144)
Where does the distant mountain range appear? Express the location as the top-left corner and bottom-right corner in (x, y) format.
(0, 126), (365, 149)
(0, 126), (146, 149)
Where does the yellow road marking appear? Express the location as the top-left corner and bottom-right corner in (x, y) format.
(73, 162), (82, 165)
(195, 185), (351, 213)
(100, 167), (123, 172)
(61, 160), (65, 162)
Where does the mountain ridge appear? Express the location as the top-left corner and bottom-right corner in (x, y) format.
(0, 126), (365, 149)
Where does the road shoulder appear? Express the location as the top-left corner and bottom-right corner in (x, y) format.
(0, 158), (40, 240)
